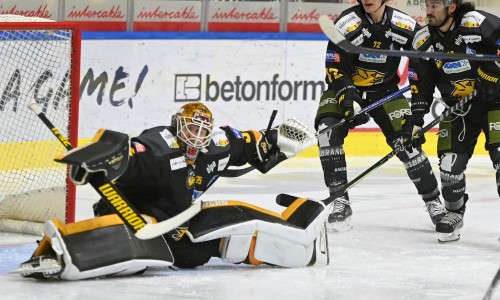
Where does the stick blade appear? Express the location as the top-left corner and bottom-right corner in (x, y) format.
(135, 201), (202, 240)
(318, 15), (345, 45)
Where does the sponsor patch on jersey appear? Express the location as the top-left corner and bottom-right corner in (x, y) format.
(335, 12), (361, 36)
(326, 50), (341, 62)
(132, 142), (146, 153)
(391, 10), (416, 31)
(160, 128), (179, 148)
(466, 45), (477, 55)
(218, 156), (229, 171)
(359, 53), (387, 63)
(171, 156), (187, 171)
(228, 126), (243, 139)
(212, 128), (229, 147)
(463, 35), (482, 44)
(192, 190), (203, 201)
(319, 96), (338, 107)
(351, 34), (364, 46)
(443, 60), (471, 74)
(207, 175), (219, 188)
(408, 68), (418, 80)
(390, 32), (408, 45)
(460, 11), (486, 28)
(412, 27), (430, 50)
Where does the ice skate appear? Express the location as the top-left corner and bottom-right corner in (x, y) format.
(436, 211), (464, 243)
(10, 255), (62, 279)
(328, 196), (353, 232)
(425, 198), (446, 225)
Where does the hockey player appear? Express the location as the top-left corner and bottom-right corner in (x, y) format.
(404, 0), (500, 242)
(316, 0), (445, 231)
(13, 102), (329, 280)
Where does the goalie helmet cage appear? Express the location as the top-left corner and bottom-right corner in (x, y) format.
(0, 15), (81, 235)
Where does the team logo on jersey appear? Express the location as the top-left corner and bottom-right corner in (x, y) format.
(435, 59), (443, 69)
(352, 67), (385, 86)
(443, 60), (471, 74)
(326, 50), (341, 62)
(412, 27), (430, 50)
(359, 53), (387, 63)
(391, 11), (416, 31)
(408, 69), (418, 80)
(461, 11), (486, 27)
(451, 79), (475, 99)
(160, 129), (180, 148)
(212, 128), (228, 147)
(335, 12), (361, 36)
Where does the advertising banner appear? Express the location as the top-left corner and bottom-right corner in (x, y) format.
(65, 0), (127, 31)
(134, 0), (201, 31)
(0, 0), (56, 19)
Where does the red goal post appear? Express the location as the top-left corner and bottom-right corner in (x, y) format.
(0, 15), (81, 235)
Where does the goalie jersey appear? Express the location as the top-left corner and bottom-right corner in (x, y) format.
(94, 125), (258, 222)
(409, 10), (500, 108)
(327, 5), (421, 92)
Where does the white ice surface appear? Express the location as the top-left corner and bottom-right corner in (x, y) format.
(1, 156), (500, 300)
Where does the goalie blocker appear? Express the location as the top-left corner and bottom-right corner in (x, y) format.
(13, 196), (329, 280)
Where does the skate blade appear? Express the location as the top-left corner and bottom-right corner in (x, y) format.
(328, 217), (353, 232)
(438, 229), (461, 243)
(10, 258), (61, 277)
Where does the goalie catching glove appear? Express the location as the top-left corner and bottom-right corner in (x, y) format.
(250, 118), (316, 173)
(55, 129), (131, 185)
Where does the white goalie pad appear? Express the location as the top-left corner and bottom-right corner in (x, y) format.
(277, 118), (317, 158)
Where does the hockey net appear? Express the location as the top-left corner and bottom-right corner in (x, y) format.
(0, 15), (80, 235)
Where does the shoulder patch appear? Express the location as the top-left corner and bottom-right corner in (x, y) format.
(159, 128), (179, 148)
(228, 126), (243, 139)
(412, 27), (430, 50)
(326, 50), (341, 62)
(335, 12), (362, 36)
(391, 10), (416, 32)
(461, 11), (486, 28)
(132, 142), (146, 153)
(212, 128), (229, 147)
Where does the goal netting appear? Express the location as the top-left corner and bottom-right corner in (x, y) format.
(0, 15), (80, 235)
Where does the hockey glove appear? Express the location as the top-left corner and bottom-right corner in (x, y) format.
(476, 64), (500, 102)
(338, 88), (366, 129)
(401, 111), (425, 152)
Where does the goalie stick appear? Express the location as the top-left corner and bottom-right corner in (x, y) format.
(279, 89), (477, 207)
(317, 85), (410, 137)
(28, 101), (188, 240)
(318, 15), (500, 66)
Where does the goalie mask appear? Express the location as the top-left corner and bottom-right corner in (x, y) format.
(172, 103), (214, 164)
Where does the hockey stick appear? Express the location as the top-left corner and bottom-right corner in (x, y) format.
(222, 109), (278, 178)
(483, 266), (500, 300)
(317, 85), (410, 137)
(279, 89), (477, 207)
(318, 15), (500, 65)
(28, 101), (192, 240)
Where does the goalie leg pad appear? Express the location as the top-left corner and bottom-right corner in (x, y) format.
(17, 215), (173, 280)
(189, 198), (329, 267)
(489, 144), (500, 197)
